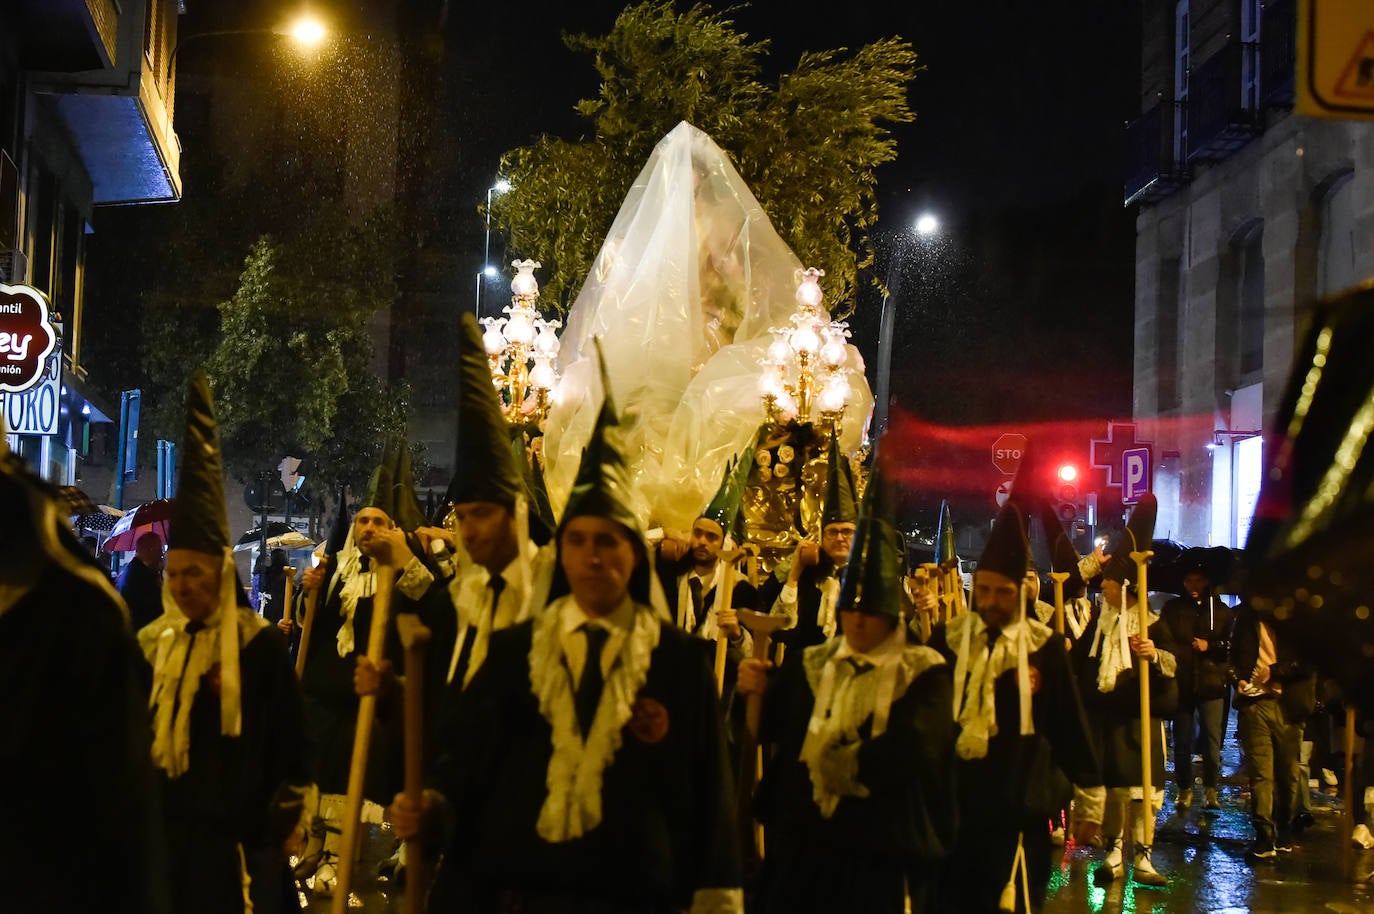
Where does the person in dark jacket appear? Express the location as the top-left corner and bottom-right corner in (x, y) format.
(1231, 600), (1316, 860)
(1159, 564), (1235, 813)
(117, 530), (165, 630)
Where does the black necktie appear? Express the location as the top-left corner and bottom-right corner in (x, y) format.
(453, 578), (505, 687)
(985, 626), (1001, 656)
(576, 624), (611, 736)
(847, 657), (873, 675)
(687, 577), (704, 629)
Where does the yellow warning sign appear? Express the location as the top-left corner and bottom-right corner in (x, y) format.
(1298, 0), (1374, 121)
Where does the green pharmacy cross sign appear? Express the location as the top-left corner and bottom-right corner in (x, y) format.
(0, 282), (58, 394)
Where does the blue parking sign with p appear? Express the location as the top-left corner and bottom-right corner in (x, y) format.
(1122, 447), (1151, 505)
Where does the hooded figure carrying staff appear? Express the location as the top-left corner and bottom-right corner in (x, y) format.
(739, 446), (957, 913)
(137, 372), (313, 914)
(928, 502), (1103, 913)
(389, 343), (743, 914)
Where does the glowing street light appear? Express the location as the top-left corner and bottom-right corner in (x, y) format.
(283, 15), (328, 47)
(477, 178), (512, 316)
(1058, 463), (1079, 483)
(914, 213), (940, 237)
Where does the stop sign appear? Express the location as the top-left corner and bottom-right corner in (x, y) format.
(992, 433), (1027, 475)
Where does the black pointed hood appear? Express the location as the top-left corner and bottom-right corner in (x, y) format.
(701, 448), (755, 539)
(325, 484), (350, 555)
(362, 437), (397, 518)
(167, 371), (230, 555)
(979, 502), (1031, 582)
(444, 313), (524, 509)
(1039, 500), (1086, 597)
(837, 444), (903, 620)
(514, 433), (556, 546)
(390, 440), (427, 533)
(1101, 494), (1158, 583)
(821, 427), (858, 528)
(557, 339), (645, 541)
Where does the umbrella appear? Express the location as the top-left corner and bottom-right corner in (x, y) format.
(103, 499), (175, 551)
(76, 506), (124, 532)
(233, 525), (313, 554)
(55, 486), (99, 517)
(1146, 541), (1239, 596)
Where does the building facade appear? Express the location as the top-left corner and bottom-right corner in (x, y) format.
(1129, 0), (1374, 547)
(1, 0), (182, 482)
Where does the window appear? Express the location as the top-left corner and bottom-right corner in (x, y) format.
(1241, 0), (1262, 110)
(1318, 172), (1357, 297)
(1174, 0), (1191, 160)
(1237, 225), (1264, 376)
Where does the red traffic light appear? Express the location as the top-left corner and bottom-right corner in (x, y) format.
(1057, 464), (1078, 483)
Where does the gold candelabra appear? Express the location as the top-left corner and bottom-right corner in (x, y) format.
(757, 267), (853, 436)
(480, 260), (561, 426)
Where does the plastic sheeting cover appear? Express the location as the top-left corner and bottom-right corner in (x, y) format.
(543, 121), (874, 532)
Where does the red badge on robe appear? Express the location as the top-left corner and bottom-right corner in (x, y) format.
(1028, 664), (1042, 695)
(628, 696), (669, 744)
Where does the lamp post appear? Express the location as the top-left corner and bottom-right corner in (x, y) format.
(166, 13), (329, 77)
(476, 178), (511, 317)
(874, 213), (940, 438)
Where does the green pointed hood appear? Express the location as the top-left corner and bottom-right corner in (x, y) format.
(444, 313), (525, 509)
(821, 427), (858, 528)
(362, 437), (397, 518)
(1101, 493), (1158, 583)
(701, 447), (755, 539)
(979, 501), (1031, 582)
(836, 444), (903, 620)
(390, 440), (428, 533)
(167, 371), (230, 555)
(557, 338), (644, 541)
(935, 500), (956, 568)
(325, 483), (351, 555)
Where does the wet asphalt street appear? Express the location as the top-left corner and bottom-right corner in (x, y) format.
(303, 709), (1374, 913)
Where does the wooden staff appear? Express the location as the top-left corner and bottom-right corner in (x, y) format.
(713, 553), (739, 696)
(907, 567), (932, 642)
(395, 614), (431, 914)
(283, 568), (295, 625)
(294, 576), (321, 680)
(1130, 549), (1155, 849)
(331, 566), (396, 914)
(1344, 704), (1357, 878)
(737, 609), (789, 864)
(1048, 571), (1070, 636)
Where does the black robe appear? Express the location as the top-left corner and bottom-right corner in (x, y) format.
(757, 555), (844, 651)
(1071, 610), (1179, 789)
(927, 622), (1101, 914)
(116, 556), (164, 630)
(427, 615), (742, 911)
(1, 566), (171, 914)
(149, 621), (309, 914)
(753, 644), (957, 914)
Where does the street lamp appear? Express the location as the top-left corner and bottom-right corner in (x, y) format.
(874, 216), (944, 437)
(166, 13), (330, 76)
(476, 178), (512, 317)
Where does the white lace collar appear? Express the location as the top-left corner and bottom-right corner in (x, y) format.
(528, 593), (661, 842)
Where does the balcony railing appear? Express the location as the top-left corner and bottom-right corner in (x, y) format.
(1186, 41), (1262, 162)
(1125, 101), (1189, 206)
(1260, 0), (1296, 106)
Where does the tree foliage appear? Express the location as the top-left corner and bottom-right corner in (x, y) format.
(492, 2), (918, 315)
(203, 208), (410, 490)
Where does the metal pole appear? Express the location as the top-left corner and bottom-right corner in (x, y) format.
(874, 291), (896, 438)
(114, 391), (130, 510)
(478, 186), (493, 316)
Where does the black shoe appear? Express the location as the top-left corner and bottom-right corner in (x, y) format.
(1275, 837), (1294, 853)
(1292, 812), (1315, 834)
(1247, 841), (1278, 862)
